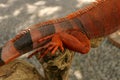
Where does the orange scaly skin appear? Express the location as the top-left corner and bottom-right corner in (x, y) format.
(0, 0), (120, 66)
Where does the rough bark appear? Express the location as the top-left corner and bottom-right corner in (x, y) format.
(108, 30), (120, 48)
(90, 37), (104, 48)
(0, 59), (43, 80)
(38, 49), (75, 80)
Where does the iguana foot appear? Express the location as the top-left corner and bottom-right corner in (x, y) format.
(28, 34), (64, 58)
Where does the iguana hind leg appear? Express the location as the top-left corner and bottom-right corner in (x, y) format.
(28, 30), (90, 58)
(59, 31), (90, 54)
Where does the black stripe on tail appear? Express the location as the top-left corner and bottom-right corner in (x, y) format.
(0, 48), (5, 66)
(72, 18), (89, 37)
(14, 31), (33, 54)
(39, 24), (55, 37)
